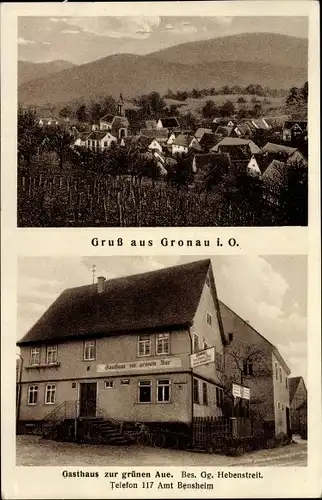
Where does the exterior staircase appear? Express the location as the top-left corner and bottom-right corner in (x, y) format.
(42, 400), (133, 445)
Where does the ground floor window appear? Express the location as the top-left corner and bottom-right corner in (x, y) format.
(193, 378), (199, 404)
(157, 379), (170, 402)
(216, 387), (223, 408)
(202, 382), (208, 405)
(28, 385), (39, 405)
(138, 380), (152, 403)
(45, 384), (56, 404)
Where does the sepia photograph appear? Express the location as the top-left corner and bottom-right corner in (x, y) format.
(17, 16), (309, 228)
(16, 256), (307, 467)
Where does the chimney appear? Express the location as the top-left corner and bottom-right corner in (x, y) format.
(97, 276), (106, 294)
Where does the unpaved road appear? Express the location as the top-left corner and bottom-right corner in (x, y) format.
(16, 435), (307, 467)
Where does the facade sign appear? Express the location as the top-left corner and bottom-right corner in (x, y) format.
(97, 357), (182, 374)
(232, 383), (251, 400)
(190, 347), (215, 368)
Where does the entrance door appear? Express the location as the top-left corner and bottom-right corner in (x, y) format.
(286, 407), (292, 438)
(79, 383), (97, 417)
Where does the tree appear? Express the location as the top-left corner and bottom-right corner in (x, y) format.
(168, 156), (194, 188)
(252, 102), (262, 118)
(202, 100), (219, 119)
(137, 92), (166, 117)
(100, 96), (117, 117)
(89, 102), (102, 123)
(59, 106), (72, 120)
(279, 160), (308, 225)
(76, 104), (87, 122)
(219, 100), (235, 117)
(43, 126), (74, 168)
(286, 86), (302, 107)
(17, 107), (44, 167)
(301, 81), (308, 104)
(237, 96), (247, 105)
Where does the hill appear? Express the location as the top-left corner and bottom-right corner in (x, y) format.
(148, 33), (308, 68)
(18, 33), (307, 107)
(18, 60), (76, 85)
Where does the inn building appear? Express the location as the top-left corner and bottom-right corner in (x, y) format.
(16, 260), (229, 431)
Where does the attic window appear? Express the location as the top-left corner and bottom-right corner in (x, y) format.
(206, 313), (212, 326)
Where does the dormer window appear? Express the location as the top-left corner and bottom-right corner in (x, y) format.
(30, 347), (40, 365)
(206, 313), (212, 326)
(46, 345), (58, 364)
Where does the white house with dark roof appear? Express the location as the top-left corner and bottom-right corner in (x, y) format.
(99, 94), (129, 139)
(16, 260), (228, 437)
(172, 134), (201, 155)
(86, 131), (117, 151)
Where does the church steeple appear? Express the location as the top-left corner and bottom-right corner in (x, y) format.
(117, 93), (125, 117)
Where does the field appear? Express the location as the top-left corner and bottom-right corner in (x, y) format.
(18, 171), (278, 227)
(165, 94), (286, 117)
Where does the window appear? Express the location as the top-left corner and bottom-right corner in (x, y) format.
(193, 378), (199, 404)
(156, 333), (170, 355)
(138, 335), (151, 356)
(277, 401), (280, 410)
(46, 345), (57, 364)
(206, 313), (212, 326)
(202, 382), (208, 405)
(45, 384), (56, 404)
(216, 352), (223, 372)
(157, 380), (170, 402)
(281, 403), (284, 411)
(216, 387), (224, 408)
(138, 380), (152, 403)
(193, 333), (199, 353)
(104, 381), (114, 388)
(275, 362), (278, 380)
(30, 347), (40, 365)
(243, 361), (253, 376)
(285, 377), (288, 389)
(203, 338), (209, 350)
(279, 367), (283, 383)
(104, 141), (108, 147)
(28, 385), (38, 405)
(84, 340), (96, 361)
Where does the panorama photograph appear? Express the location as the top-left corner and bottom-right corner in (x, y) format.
(17, 16), (308, 227)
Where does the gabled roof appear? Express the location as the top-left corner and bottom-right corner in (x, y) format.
(195, 128), (212, 140)
(158, 117), (180, 128)
(17, 260), (215, 346)
(199, 133), (221, 150)
(140, 128), (169, 139)
(262, 142), (297, 156)
(262, 160), (288, 187)
(87, 131), (115, 141)
(289, 377), (302, 402)
(212, 137), (261, 155)
(283, 121), (307, 130)
(194, 153), (230, 170)
(145, 120), (157, 129)
(100, 114), (115, 123)
(172, 134), (195, 147)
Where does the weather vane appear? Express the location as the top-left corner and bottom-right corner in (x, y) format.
(91, 264), (96, 284)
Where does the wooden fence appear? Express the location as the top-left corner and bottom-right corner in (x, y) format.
(193, 416), (253, 446)
(17, 172), (281, 227)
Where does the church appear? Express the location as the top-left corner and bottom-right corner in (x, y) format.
(99, 94), (129, 139)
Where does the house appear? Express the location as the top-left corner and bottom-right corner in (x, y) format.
(283, 121), (307, 143)
(199, 133), (221, 153)
(215, 125), (234, 137)
(250, 118), (271, 131)
(99, 94), (129, 139)
(172, 134), (201, 156)
(262, 142), (307, 166)
(261, 160), (287, 205)
(148, 138), (163, 153)
(246, 155), (262, 177)
(213, 118), (235, 127)
(212, 137), (261, 157)
(74, 132), (91, 148)
(220, 302), (291, 437)
(16, 260), (229, 433)
(289, 376), (307, 434)
(86, 131), (117, 152)
(145, 120), (157, 130)
(140, 128), (169, 142)
(167, 131), (181, 146)
(194, 128), (213, 141)
(156, 117), (180, 129)
(38, 117), (59, 127)
(192, 153), (230, 174)
(234, 122), (254, 138)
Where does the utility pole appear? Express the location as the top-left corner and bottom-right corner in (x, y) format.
(91, 264), (96, 284)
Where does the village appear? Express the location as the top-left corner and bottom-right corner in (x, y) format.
(18, 84), (308, 228)
(16, 259), (307, 466)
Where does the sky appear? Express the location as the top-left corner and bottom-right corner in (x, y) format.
(18, 16), (308, 64)
(17, 255), (307, 380)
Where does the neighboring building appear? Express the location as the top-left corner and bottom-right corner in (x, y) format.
(246, 155), (262, 177)
(262, 142), (307, 166)
(16, 260), (228, 430)
(148, 139), (164, 153)
(38, 117), (59, 127)
(86, 131), (117, 152)
(156, 117), (180, 129)
(74, 132), (91, 148)
(283, 121), (307, 143)
(261, 160), (287, 206)
(172, 134), (201, 155)
(199, 133), (221, 153)
(289, 376), (307, 434)
(215, 125), (234, 137)
(212, 137), (261, 157)
(99, 94), (129, 139)
(194, 128), (213, 141)
(219, 302), (291, 437)
(192, 153), (230, 174)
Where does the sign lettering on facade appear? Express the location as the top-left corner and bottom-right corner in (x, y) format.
(232, 383), (251, 400)
(96, 357), (182, 374)
(190, 347), (215, 368)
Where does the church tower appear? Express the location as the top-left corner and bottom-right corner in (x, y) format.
(117, 93), (125, 117)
